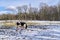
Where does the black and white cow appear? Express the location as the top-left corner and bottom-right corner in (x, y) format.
(16, 22), (27, 29)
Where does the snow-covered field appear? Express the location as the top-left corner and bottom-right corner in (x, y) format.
(0, 25), (60, 40)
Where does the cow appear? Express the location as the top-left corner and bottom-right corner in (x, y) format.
(16, 22), (27, 32)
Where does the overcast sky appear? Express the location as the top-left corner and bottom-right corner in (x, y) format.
(0, 0), (59, 14)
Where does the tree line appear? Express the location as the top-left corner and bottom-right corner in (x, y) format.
(0, 3), (60, 21)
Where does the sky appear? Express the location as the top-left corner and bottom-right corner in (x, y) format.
(0, 0), (59, 14)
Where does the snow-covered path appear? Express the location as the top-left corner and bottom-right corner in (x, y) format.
(0, 25), (60, 40)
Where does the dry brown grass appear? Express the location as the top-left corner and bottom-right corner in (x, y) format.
(2, 22), (16, 26)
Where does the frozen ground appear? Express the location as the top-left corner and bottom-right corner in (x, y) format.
(0, 25), (60, 40)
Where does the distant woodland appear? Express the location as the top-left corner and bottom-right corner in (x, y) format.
(0, 3), (60, 21)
